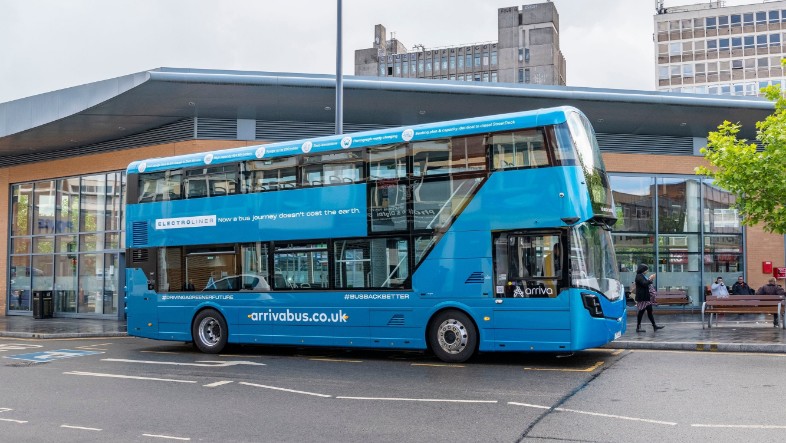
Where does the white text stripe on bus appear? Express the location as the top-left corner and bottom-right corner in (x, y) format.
(238, 382), (331, 398)
(203, 380), (234, 388)
(691, 424), (786, 429)
(336, 396), (497, 404)
(64, 371), (196, 384)
(0, 418), (27, 424)
(61, 425), (102, 431)
(507, 403), (677, 426)
(142, 433), (191, 441)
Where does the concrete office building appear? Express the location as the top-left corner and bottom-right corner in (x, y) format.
(655, 0), (786, 96)
(0, 67), (782, 323)
(354, 2), (566, 85)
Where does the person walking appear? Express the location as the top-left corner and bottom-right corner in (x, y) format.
(756, 277), (785, 327)
(634, 264), (664, 332)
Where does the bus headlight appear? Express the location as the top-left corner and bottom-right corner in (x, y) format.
(581, 292), (604, 318)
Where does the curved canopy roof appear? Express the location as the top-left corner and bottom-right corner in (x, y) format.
(0, 67), (774, 159)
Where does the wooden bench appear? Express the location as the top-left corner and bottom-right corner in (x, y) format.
(654, 290), (690, 306)
(702, 295), (785, 329)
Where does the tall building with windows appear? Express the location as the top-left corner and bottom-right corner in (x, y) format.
(655, 0), (786, 96)
(354, 2), (566, 85)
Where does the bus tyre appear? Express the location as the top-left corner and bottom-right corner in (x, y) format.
(192, 309), (228, 354)
(428, 310), (477, 363)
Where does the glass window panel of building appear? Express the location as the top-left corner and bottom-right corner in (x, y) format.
(9, 172), (125, 316)
(610, 175), (742, 305)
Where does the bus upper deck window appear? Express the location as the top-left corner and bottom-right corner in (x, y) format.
(490, 130), (547, 170)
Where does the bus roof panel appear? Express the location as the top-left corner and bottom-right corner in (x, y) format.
(127, 106), (577, 174)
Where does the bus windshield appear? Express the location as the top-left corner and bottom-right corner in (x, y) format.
(570, 222), (623, 301)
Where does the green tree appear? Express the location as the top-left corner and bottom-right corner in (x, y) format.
(697, 83), (786, 234)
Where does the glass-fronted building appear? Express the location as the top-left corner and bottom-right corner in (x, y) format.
(9, 173), (125, 317)
(610, 174), (742, 305)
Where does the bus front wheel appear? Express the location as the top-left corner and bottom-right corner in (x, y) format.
(192, 309), (228, 354)
(428, 310), (477, 363)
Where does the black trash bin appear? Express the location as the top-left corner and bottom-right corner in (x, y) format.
(32, 290), (53, 319)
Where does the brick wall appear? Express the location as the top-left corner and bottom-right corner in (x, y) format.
(745, 224), (785, 290)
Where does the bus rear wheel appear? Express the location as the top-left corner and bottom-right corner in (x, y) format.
(192, 309), (227, 354)
(428, 310), (477, 363)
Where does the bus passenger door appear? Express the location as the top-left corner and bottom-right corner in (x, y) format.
(490, 231), (570, 349)
(126, 266), (159, 338)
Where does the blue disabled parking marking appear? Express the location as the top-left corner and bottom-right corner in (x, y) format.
(5, 349), (104, 363)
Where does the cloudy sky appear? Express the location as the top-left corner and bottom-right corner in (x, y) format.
(0, 0), (764, 103)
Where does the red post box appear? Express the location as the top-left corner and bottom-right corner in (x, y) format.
(763, 261), (773, 274)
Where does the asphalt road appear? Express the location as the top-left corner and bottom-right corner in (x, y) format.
(0, 338), (784, 442)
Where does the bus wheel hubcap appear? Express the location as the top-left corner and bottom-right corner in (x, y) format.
(199, 318), (221, 345)
(437, 319), (467, 354)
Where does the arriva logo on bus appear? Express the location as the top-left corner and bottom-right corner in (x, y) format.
(513, 286), (554, 297)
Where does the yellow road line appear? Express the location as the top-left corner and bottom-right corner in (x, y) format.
(524, 361), (604, 372)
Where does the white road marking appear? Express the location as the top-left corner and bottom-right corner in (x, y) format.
(61, 424), (102, 431)
(218, 354), (263, 358)
(507, 402), (676, 425)
(203, 380), (234, 388)
(0, 344), (43, 352)
(64, 371), (196, 384)
(692, 424), (786, 429)
(140, 351), (182, 355)
(102, 358), (265, 367)
(508, 402), (551, 410)
(239, 382), (331, 398)
(142, 433), (191, 441)
(0, 418), (27, 424)
(554, 407), (677, 426)
(337, 396), (497, 404)
(0, 408), (11, 413)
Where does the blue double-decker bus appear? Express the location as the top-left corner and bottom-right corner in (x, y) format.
(125, 106), (625, 362)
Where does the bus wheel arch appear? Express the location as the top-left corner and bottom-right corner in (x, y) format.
(426, 308), (478, 363)
(191, 307), (228, 354)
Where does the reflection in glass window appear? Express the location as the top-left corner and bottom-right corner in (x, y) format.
(610, 176), (654, 232)
(412, 177), (483, 231)
(703, 235), (743, 275)
(185, 165), (238, 199)
(490, 130), (547, 169)
(657, 177), (701, 234)
(412, 136), (487, 176)
(493, 232), (562, 298)
(12, 184), (33, 237)
(139, 170), (182, 202)
(33, 181), (55, 235)
(78, 253), (104, 314)
(244, 157), (297, 192)
(702, 179), (740, 233)
(303, 151), (363, 186)
(369, 144), (407, 180)
(370, 181), (407, 233)
(274, 243), (328, 289)
(334, 238), (409, 288)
